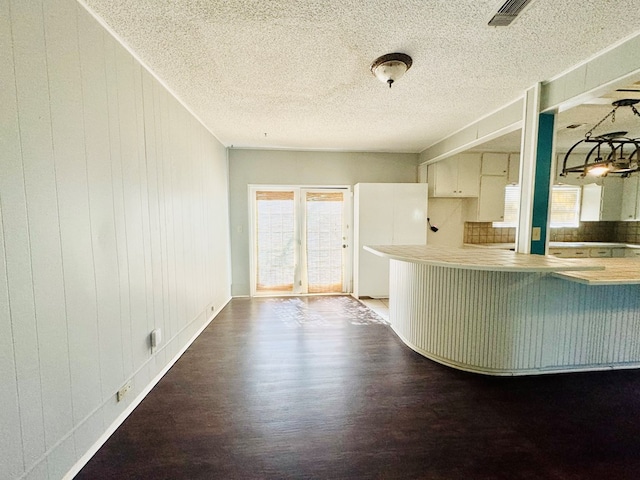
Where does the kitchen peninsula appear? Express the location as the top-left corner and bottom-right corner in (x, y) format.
(365, 245), (640, 376)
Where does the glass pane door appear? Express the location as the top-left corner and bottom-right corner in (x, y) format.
(255, 190), (296, 293)
(251, 186), (348, 296)
(303, 190), (345, 293)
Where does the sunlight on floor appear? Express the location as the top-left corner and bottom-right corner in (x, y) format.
(358, 298), (389, 323)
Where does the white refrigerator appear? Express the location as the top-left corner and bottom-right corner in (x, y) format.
(353, 183), (428, 298)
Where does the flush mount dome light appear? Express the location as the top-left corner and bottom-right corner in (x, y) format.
(370, 53), (412, 88)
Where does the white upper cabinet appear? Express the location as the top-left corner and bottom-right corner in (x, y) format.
(508, 153), (520, 184)
(580, 183), (603, 221)
(427, 153), (480, 197)
(475, 175), (508, 221)
(581, 181), (625, 222)
(599, 177), (624, 221)
(481, 152), (509, 176)
(621, 175), (640, 221)
(465, 153), (509, 222)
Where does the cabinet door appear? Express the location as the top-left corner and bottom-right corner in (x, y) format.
(550, 248), (589, 258)
(477, 175), (507, 222)
(456, 153), (480, 196)
(508, 153), (520, 185)
(566, 248), (589, 258)
(481, 153), (509, 175)
(600, 177), (623, 221)
(432, 158), (459, 196)
(611, 248), (627, 258)
(621, 176), (639, 221)
(580, 183), (602, 222)
(589, 248), (612, 258)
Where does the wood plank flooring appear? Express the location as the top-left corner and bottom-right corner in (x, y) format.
(77, 296), (640, 479)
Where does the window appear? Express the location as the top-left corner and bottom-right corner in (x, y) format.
(493, 185), (581, 228)
(550, 185), (582, 228)
(493, 185), (520, 227)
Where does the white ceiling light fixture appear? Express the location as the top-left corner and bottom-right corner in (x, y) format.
(370, 53), (412, 88)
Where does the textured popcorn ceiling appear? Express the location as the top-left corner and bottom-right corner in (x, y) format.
(81, 0), (640, 153)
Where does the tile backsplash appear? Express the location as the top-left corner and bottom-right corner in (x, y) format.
(550, 222), (616, 242)
(464, 221), (640, 244)
(615, 222), (640, 243)
(464, 223), (516, 244)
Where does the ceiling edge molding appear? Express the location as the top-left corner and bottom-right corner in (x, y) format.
(544, 29), (640, 85)
(75, 0), (225, 146)
(227, 146), (420, 155)
(541, 34), (640, 112)
(419, 97), (524, 162)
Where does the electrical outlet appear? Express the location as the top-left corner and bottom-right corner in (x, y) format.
(117, 380), (132, 402)
(532, 227), (541, 241)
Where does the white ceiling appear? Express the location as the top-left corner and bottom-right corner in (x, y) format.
(81, 0), (640, 153)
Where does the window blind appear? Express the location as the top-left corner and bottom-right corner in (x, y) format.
(255, 191), (295, 292)
(493, 185), (581, 228)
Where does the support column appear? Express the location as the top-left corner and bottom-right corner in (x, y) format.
(516, 85), (555, 255)
(530, 113), (555, 254)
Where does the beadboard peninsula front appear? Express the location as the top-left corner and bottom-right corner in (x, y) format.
(365, 245), (640, 376)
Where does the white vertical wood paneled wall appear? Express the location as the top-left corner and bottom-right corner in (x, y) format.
(0, 1), (231, 478)
(389, 260), (640, 375)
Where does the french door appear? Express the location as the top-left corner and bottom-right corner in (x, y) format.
(250, 186), (350, 296)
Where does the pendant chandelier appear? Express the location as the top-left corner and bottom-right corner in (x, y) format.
(560, 99), (640, 178)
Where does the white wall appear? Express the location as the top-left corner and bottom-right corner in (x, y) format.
(228, 149), (419, 296)
(425, 198), (466, 247)
(0, 1), (231, 479)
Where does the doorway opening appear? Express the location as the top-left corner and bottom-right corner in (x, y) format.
(249, 186), (351, 296)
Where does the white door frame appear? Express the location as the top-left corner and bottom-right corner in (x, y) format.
(248, 184), (352, 297)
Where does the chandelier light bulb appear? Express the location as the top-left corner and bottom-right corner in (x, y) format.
(587, 165), (611, 177)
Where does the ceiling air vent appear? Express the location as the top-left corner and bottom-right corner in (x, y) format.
(488, 0), (536, 26)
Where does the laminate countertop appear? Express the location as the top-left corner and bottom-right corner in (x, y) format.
(364, 245), (602, 273)
(551, 257), (640, 285)
(464, 242), (640, 250)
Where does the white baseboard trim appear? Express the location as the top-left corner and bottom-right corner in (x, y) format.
(63, 296), (231, 479)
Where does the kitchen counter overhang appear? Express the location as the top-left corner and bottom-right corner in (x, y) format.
(364, 245), (604, 272)
(365, 245), (640, 376)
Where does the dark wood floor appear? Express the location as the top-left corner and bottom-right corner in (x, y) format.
(78, 296), (640, 479)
